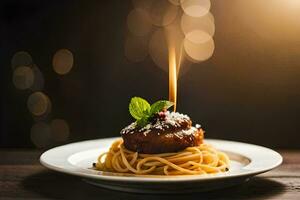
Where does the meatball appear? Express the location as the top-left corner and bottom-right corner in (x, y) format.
(120, 111), (204, 154)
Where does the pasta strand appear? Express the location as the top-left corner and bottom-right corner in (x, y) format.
(94, 139), (230, 176)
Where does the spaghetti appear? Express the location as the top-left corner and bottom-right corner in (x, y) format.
(94, 139), (230, 175)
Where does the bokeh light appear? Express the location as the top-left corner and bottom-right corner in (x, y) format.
(149, 29), (168, 72)
(129, 0), (215, 72)
(132, 0), (153, 12)
(11, 50), (72, 147)
(181, 12), (215, 37)
(11, 51), (33, 69)
(52, 49), (74, 75)
(50, 119), (70, 142)
(184, 30), (212, 43)
(184, 32), (214, 62)
(27, 92), (50, 116)
(30, 65), (45, 91)
(164, 15), (186, 76)
(30, 122), (52, 148)
(149, 0), (179, 27)
(125, 35), (148, 62)
(12, 66), (34, 90)
(168, 0), (181, 6)
(32, 96), (52, 121)
(127, 9), (152, 36)
(181, 0), (211, 17)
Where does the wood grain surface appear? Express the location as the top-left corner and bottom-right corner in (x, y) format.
(0, 150), (299, 199)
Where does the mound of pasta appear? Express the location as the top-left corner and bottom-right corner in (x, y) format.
(93, 97), (230, 176)
(94, 139), (229, 175)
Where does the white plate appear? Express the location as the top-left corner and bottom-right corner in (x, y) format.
(40, 137), (282, 193)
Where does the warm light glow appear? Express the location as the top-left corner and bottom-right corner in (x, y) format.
(169, 47), (177, 112)
(283, 0), (300, 7)
(234, 0), (300, 42)
(52, 49), (74, 75)
(13, 66), (34, 90)
(181, 0), (211, 17)
(127, 9), (152, 36)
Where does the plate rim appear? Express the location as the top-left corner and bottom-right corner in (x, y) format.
(40, 137), (282, 182)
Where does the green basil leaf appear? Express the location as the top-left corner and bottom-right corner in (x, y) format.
(129, 97), (151, 120)
(150, 100), (174, 115)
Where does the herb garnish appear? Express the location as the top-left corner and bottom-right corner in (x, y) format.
(129, 97), (173, 127)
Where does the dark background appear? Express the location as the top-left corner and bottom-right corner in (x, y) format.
(1, 0), (300, 149)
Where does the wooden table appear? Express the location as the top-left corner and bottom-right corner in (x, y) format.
(0, 150), (299, 199)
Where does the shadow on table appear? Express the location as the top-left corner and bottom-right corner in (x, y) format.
(22, 170), (285, 200)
